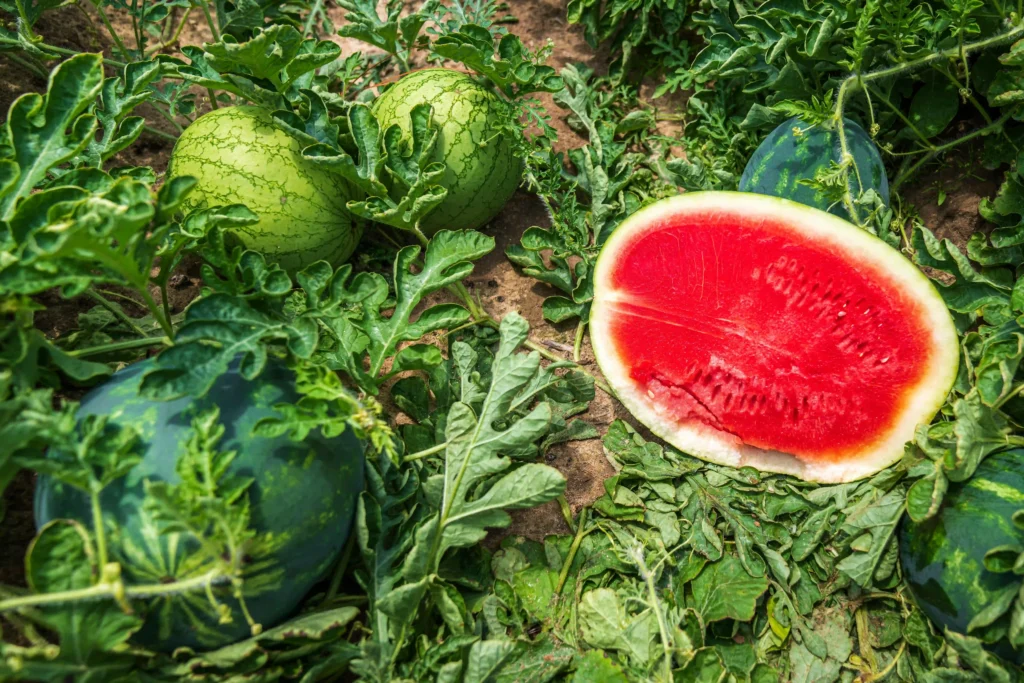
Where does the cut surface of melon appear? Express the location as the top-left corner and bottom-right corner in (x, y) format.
(590, 192), (958, 483)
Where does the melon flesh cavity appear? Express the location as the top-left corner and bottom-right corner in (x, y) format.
(591, 192), (958, 483)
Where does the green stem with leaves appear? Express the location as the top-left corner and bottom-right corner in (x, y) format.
(0, 569), (228, 613)
(144, 7), (193, 55)
(631, 545), (674, 682)
(572, 320), (586, 363)
(68, 336), (170, 358)
(893, 110), (1017, 190)
(833, 21), (1024, 221)
(90, 1), (133, 62)
(87, 289), (149, 337)
(0, 35), (129, 68)
(446, 282), (613, 394)
(302, 0), (326, 36)
(556, 507), (588, 594)
(404, 441), (449, 462)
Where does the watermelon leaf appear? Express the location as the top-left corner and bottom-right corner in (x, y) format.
(0, 53), (103, 221)
(690, 554), (769, 623)
(142, 229), (494, 400)
(912, 225), (1013, 315)
(432, 25), (563, 98)
(337, 0), (438, 71)
(353, 313), (586, 678)
(161, 26), (341, 110)
(285, 98), (451, 237)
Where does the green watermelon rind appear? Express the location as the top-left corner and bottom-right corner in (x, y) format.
(168, 106), (363, 271)
(34, 358), (365, 652)
(900, 449), (1024, 661)
(371, 68), (522, 234)
(590, 191), (959, 483)
(739, 117), (889, 221)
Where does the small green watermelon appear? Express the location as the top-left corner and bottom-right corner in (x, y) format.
(34, 358), (364, 651)
(167, 106), (363, 271)
(740, 116), (889, 221)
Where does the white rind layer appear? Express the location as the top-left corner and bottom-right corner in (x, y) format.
(590, 192), (960, 483)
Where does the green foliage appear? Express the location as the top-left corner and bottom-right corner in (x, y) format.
(507, 64), (668, 343)
(351, 313), (593, 681)
(337, 0), (439, 71)
(8, 0), (1024, 680)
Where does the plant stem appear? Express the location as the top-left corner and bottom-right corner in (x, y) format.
(68, 336), (170, 358)
(557, 495), (574, 530)
(634, 545), (675, 682)
(404, 441), (449, 462)
(869, 641), (906, 682)
(933, 64), (993, 126)
(5, 53), (49, 80)
(144, 7), (193, 55)
(833, 20), (1024, 221)
(149, 101), (187, 134)
(572, 319), (585, 363)
(556, 507), (588, 594)
(90, 492), (109, 569)
(892, 110), (1016, 190)
(196, 0), (220, 41)
(91, 2), (133, 62)
(996, 381), (1024, 409)
(143, 124), (178, 142)
(0, 569), (227, 613)
(0, 35), (128, 68)
(140, 287), (175, 339)
(87, 289), (149, 337)
(302, 0), (325, 36)
(324, 532), (356, 603)
(864, 84), (933, 147)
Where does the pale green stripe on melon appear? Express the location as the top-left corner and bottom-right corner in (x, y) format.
(970, 478), (1024, 504)
(590, 191), (959, 483)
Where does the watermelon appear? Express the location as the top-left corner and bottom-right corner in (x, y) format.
(34, 358), (364, 651)
(590, 192), (958, 483)
(167, 106), (362, 271)
(371, 68), (521, 234)
(901, 450), (1024, 659)
(739, 117), (889, 221)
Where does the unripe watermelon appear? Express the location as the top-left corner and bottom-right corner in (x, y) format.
(739, 117), (889, 222)
(168, 106), (362, 271)
(34, 358), (364, 651)
(901, 450), (1024, 661)
(371, 68), (521, 234)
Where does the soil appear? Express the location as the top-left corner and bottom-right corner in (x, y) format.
(0, 0), (999, 589)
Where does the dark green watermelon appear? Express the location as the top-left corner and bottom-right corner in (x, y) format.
(739, 117), (889, 222)
(34, 358), (364, 652)
(900, 450), (1024, 659)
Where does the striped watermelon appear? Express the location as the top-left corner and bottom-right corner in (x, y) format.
(739, 117), (889, 222)
(371, 68), (521, 234)
(168, 106), (362, 271)
(34, 358), (364, 651)
(901, 449), (1024, 659)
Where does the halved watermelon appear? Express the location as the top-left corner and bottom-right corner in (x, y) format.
(590, 192), (958, 483)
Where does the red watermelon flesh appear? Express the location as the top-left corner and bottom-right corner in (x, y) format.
(591, 192), (958, 483)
